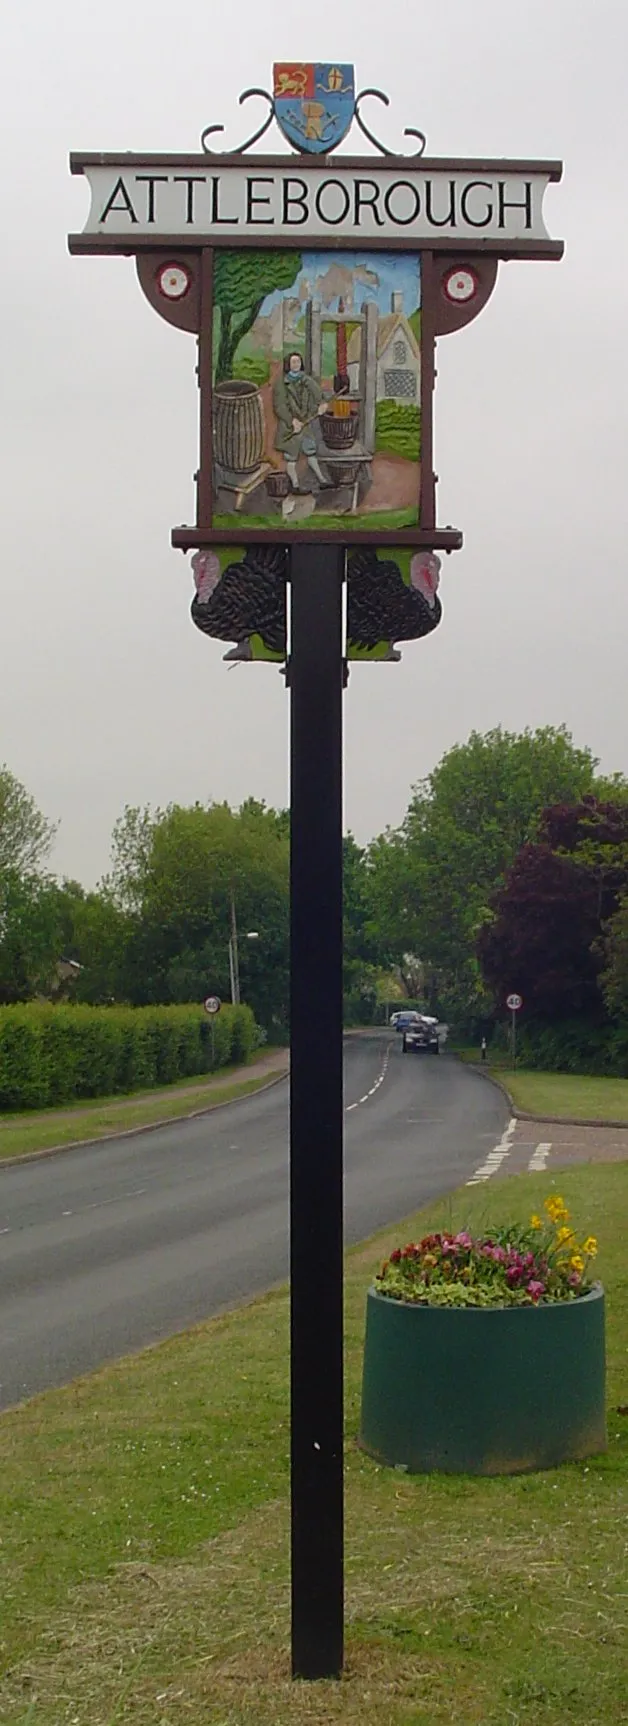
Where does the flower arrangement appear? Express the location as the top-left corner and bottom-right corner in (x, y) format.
(375, 1195), (599, 1308)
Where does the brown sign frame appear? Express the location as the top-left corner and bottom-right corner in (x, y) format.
(69, 150), (562, 551)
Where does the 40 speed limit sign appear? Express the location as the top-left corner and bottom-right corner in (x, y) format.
(506, 993), (523, 1011)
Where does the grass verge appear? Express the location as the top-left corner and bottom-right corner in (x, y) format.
(454, 1049), (628, 1124)
(0, 1056), (287, 1162)
(1, 1163), (627, 1723)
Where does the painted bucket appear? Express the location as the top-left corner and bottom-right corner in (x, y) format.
(213, 381), (264, 474)
(320, 408), (359, 451)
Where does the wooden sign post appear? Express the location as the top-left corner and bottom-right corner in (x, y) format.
(69, 69), (562, 1679)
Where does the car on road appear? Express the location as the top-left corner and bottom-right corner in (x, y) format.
(402, 1015), (440, 1055)
(390, 1010), (422, 1033)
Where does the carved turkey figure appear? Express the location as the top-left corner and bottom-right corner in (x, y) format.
(346, 548), (442, 657)
(191, 545), (288, 660)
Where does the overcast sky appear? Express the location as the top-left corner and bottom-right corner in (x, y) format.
(1, 1), (625, 884)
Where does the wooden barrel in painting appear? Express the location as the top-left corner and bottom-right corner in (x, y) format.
(213, 381), (264, 474)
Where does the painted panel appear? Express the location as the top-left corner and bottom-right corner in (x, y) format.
(211, 250), (421, 535)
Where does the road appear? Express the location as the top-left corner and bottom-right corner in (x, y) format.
(0, 1035), (506, 1410)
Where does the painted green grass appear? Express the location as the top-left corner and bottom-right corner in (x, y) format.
(0, 1057), (287, 1162)
(1, 1163), (627, 1723)
(213, 507), (419, 532)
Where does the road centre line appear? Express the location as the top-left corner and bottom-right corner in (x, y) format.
(345, 1040), (391, 1115)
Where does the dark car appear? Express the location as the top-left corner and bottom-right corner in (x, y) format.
(402, 1016), (440, 1055)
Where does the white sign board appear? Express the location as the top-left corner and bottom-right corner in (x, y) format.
(70, 157), (561, 250)
(204, 995), (221, 1015)
(506, 993), (523, 1011)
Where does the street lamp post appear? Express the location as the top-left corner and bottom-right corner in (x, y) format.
(228, 905), (259, 1006)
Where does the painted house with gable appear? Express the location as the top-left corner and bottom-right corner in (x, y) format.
(347, 291), (420, 404)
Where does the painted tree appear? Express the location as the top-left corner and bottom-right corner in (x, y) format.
(213, 251), (302, 383)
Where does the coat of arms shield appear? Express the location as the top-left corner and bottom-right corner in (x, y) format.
(273, 64), (355, 154)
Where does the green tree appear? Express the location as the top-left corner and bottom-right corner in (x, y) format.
(213, 251), (302, 383)
(600, 894), (628, 1019)
(54, 879), (133, 1005)
(342, 835), (381, 1018)
(478, 798), (628, 1025)
(107, 799), (290, 1032)
(0, 870), (64, 1003)
(366, 727), (603, 1019)
(0, 765), (56, 873)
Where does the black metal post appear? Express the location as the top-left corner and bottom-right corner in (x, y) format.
(289, 543), (345, 1680)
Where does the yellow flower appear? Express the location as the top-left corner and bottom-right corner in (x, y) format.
(544, 1195), (569, 1223)
(530, 1214), (542, 1230)
(570, 1254), (585, 1273)
(583, 1236), (598, 1257)
(556, 1225), (575, 1246)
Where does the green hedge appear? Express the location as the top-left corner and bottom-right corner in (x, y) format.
(375, 401), (421, 461)
(491, 1017), (628, 1078)
(0, 1002), (258, 1112)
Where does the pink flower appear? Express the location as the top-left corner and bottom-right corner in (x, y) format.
(527, 1280), (545, 1301)
(486, 1245), (508, 1264)
(454, 1232), (473, 1249)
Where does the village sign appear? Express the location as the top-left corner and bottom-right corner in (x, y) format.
(69, 64), (563, 1683)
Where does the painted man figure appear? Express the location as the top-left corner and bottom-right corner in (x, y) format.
(272, 353), (333, 493)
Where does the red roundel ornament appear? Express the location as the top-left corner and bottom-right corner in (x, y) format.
(157, 262), (192, 301)
(442, 266), (479, 305)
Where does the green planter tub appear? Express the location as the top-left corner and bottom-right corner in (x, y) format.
(359, 1284), (606, 1475)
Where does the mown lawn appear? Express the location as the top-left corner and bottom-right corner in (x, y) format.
(504, 1070), (628, 1123)
(455, 1051), (628, 1124)
(0, 1163), (627, 1724)
(0, 1059), (287, 1162)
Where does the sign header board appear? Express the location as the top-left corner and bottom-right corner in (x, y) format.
(69, 156), (562, 254)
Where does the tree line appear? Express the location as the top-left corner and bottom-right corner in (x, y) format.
(2, 724), (628, 1066)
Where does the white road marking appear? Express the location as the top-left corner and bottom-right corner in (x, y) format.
(345, 1041), (391, 1115)
(528, 1142), (551, 1172)
(466, 1117), (516, 1185)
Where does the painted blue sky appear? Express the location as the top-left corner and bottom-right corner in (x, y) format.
(261, 251), (421, 321)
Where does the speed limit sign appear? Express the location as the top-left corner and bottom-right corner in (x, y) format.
(506, 993), (523, 1012)
(204, 995), (221, 1016)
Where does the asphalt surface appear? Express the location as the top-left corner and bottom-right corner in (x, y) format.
(0, 1034), (507, 1410)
